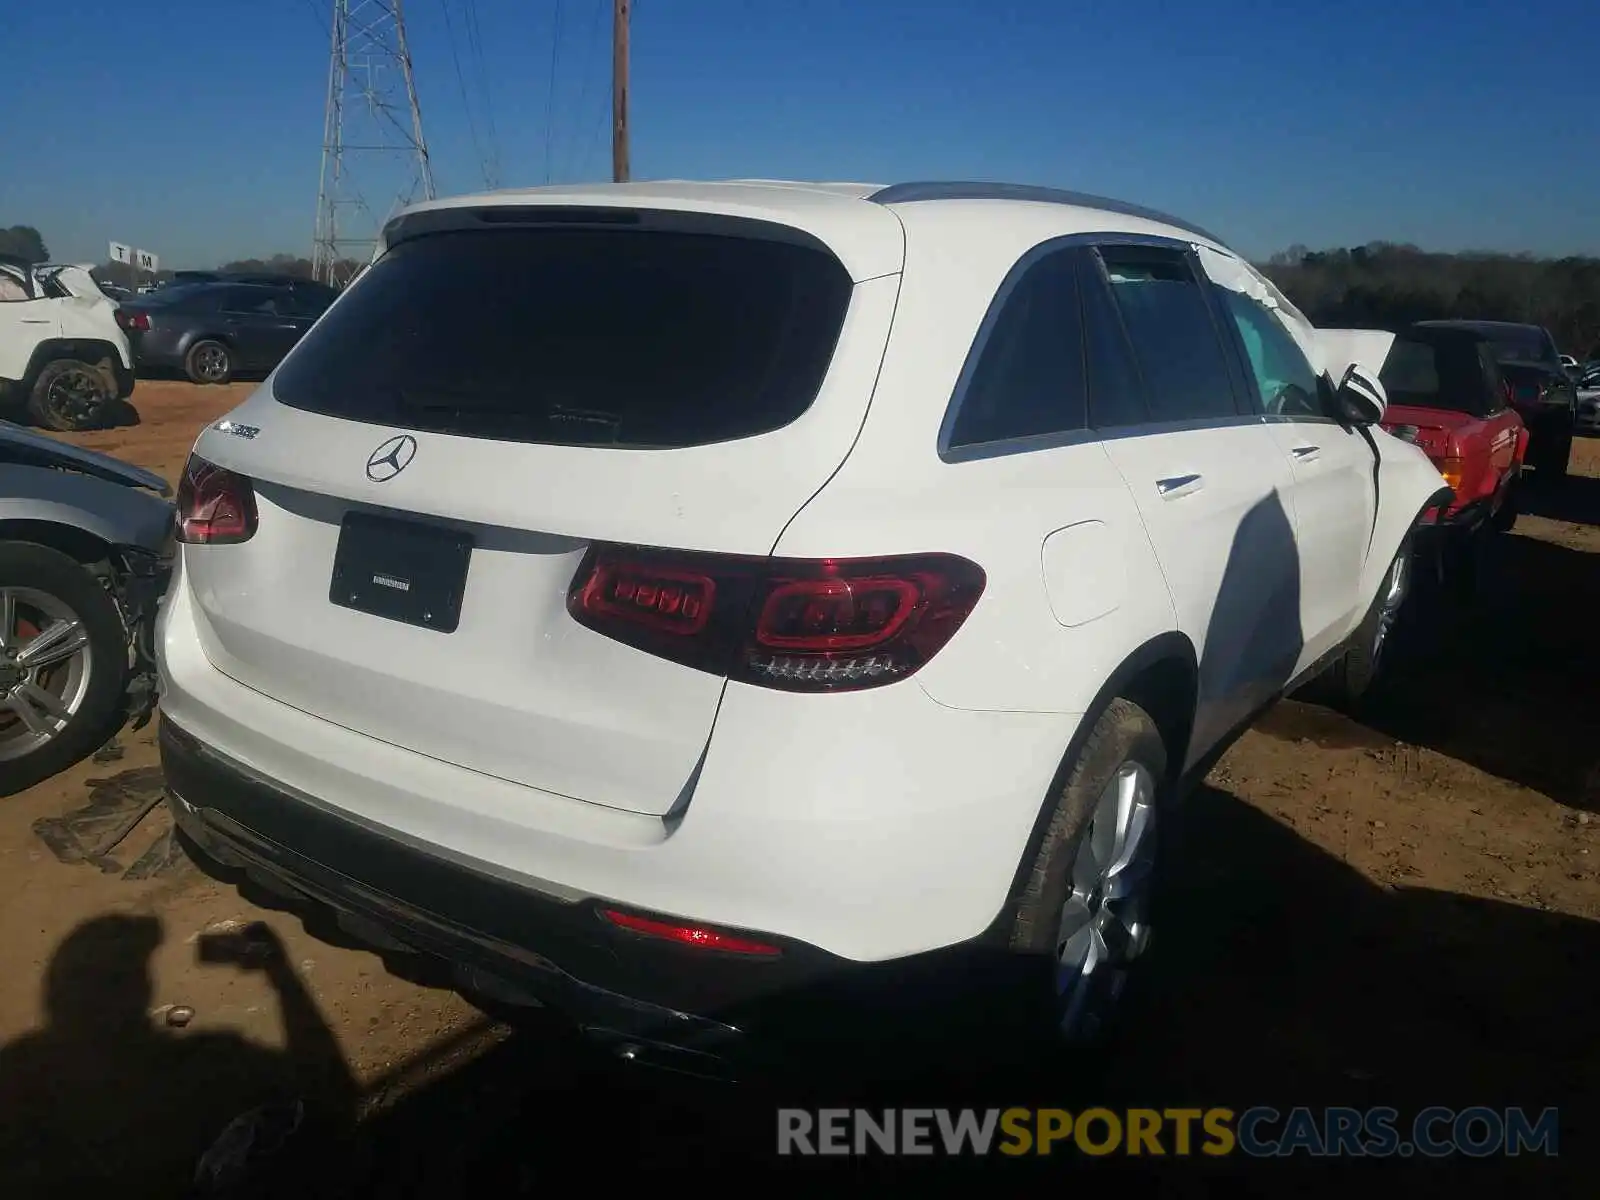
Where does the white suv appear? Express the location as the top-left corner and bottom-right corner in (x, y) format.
(0, 256), (136, 430)
(157, 181), (1447, 1069)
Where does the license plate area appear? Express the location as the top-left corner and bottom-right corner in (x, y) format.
(329, 511), (472, 633)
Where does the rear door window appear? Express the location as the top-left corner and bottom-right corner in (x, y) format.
(1094, 246), (1242, 424)
(271, 225), (855, 448)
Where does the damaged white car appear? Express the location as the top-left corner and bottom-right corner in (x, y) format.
(0, 254), (136, 431)
(0, 422), (171, 795)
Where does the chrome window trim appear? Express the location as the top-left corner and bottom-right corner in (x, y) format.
(937, 232), (1265, 465)
(869, 182), (1225, 246)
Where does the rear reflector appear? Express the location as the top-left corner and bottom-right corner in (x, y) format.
(175, 454), (258, 545)
(568, 546), (986, 693)
(599, 908), (782, 956)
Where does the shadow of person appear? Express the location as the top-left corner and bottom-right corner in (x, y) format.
(0, 914), (359, 1199)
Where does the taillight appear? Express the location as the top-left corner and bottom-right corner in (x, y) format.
(1439, 455), (1465, 492)
(116, 310), (150, 332)
(567, 546), (986, 693)
(175, 454), (258, 544)
(599, 908), (781, 956)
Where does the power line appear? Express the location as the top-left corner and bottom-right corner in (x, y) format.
(462, 0), (501, 188)
(543, 0), (565, 183)
(440, 0), (490, 188)
(558, 0), (607, 181)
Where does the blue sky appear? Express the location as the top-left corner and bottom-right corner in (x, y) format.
(2, 0), (1595, 269)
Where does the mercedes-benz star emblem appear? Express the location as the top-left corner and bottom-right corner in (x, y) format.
(366, 434), (417, 483)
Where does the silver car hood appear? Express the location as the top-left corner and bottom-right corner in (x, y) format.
(0, 421), (172, 496)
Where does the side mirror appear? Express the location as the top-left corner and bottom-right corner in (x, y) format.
(1333, 363), (1387, 425)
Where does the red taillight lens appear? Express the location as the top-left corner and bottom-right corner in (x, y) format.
(175, 454), (258, 544)
(567, 546), (985, 693)
(116, 310), (150, 332)
(599, 908), (781, 957)
(573, 556), (716, 636)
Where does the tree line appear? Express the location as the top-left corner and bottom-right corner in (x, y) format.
(1260, 242), (1600, 361)
(8, 218), (1600, 358)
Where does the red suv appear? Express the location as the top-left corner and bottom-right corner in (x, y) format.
(1376, 324), (1527, 587)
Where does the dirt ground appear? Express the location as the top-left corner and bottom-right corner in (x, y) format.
(1, 380), (1597, 1194)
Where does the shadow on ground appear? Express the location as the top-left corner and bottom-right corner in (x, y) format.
(1517, 469), (1600, 528)
(0, 916), (358, 1199)
(16, 781), (1588, 1193)
(1354, 523), (1600, 811)
(330, 784), (1597, 1193)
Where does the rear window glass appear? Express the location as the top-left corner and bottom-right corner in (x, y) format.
(271, 226), (854, 448)
(1485, 329), (1556, 367)
(1380, 337), (1495, 415)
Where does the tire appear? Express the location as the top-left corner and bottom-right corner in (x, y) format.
(1322, 536), (1412, 712)
(1009, 697), (1167, 1046)
(185, 339), (234, 385)
(0, 543), (131, 798)
(27, 359), (114, 431)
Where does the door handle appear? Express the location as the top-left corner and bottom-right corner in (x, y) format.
(1291, 445), (1321, 461)
(21, 318), (49, 324)
(1156, 473), (1203, 498)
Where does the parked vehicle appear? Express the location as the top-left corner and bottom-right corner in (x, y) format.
(1415, 320), (1576, 480)
(1576, 363), (1600, 435)
(156, 181), (1449, 1069)
(0, 422), (171, 795)
(116, 281), (337, 384)
(1559, 353), (1579, 373)
(1370, 324), (1527, 589)
(0, 253), (137, 431)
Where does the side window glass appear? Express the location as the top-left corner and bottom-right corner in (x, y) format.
(1080, 262), (1149, 428)
(1218, 288), (1322, 417)
(947, 249), (1086, 449)
(223, 289), (276, 315)
(1096, 246), (1240, 423)
(0, 270), (34, 302)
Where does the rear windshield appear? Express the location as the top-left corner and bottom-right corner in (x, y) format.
(271, 225), (854, 448)
(1380, 336), (1498, 415)
(1484, 328), (1556, 367)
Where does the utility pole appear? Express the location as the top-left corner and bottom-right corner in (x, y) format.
(612, 0), (630, 183)
(313, 0), (436, 286)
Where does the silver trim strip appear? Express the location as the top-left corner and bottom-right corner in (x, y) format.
(868, 181), (1225, 246)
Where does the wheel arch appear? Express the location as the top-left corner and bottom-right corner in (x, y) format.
(0, 520), (113, 567)
(22, 340), (125, 390)
(979, 630), (1199, 946)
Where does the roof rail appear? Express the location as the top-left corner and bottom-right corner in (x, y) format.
(867, 181), (1223, 246)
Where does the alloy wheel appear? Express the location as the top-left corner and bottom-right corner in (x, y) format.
(1056, 760), (1158, 1041)
(0, 588), (95, 762)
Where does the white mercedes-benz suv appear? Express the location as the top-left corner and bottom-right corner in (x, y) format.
(158, 180), (1448, 1072)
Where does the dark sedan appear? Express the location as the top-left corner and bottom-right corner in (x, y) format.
(115, 282), (337, 384)
(1414, 319), (1577, 479)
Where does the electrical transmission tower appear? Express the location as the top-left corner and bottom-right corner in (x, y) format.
(313, 0), (435, 286)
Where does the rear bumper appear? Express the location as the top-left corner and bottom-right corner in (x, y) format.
(161, 717), (840, 1061)
(156, 557), (1069, 967)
